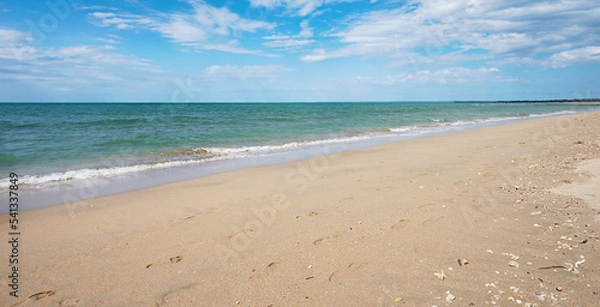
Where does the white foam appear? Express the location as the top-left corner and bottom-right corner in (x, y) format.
(390, 126), (418, 133)
(0, 156), (229, 190)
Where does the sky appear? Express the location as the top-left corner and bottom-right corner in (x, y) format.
(0, 0), (599, 102)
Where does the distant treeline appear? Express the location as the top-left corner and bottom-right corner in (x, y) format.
(454, 98), (600, 104)
(493, 98), (600, 104)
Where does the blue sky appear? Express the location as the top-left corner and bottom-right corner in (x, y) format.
(0, 0), (599, 102)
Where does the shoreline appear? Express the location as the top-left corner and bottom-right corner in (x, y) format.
(0, 108), (593, 214)
(1, 111), (599, 306)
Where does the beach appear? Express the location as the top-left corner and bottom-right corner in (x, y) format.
(2, 111), (599, 306)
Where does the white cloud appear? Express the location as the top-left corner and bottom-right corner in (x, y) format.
(545, 46), (600, 68)
(249, 0), (358, 16)
(264, 39), (314, 48)
(0, 28), (37, 61)
(298, 19), (313, 38)
(0, 27), (166, 99)
(190, 2), (273, 34)
(301, 48), (327, 61)
(89, 12), (156, 30)
(158, 17), (208, 44)
(0, 28), (30, 44)
(205, 64), (293, 80)
(0, 28), (36, 42)
(389, 51), (489, 70)
(200, 43), (264, 54)
(75, 5), (118, 11)
(264, 34), (291, 40)
(301, 0), (600, 68)
(263, 19), (315, 49)
(249, 0), (318, 16)
(249, 0), (282, 9)
(359, 67), (500, 85)
(88, 1), (275, 54)
(96, 36), (121, 45)
(89, 12), (116, 19)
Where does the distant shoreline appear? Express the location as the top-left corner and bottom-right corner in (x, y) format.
(455, 98), (600, 104)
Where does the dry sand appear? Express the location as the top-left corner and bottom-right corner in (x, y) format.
(2, 111), (599, 307)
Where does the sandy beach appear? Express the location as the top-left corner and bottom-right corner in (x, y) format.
(2, 111), (599, 307)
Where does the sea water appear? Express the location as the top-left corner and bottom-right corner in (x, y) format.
(1, 102), (597, 212)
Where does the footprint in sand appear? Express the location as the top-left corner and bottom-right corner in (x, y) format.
(328, 262), (368, 283)
(59, 298), (80, 306)
(11, 290), (57, 307)
(422, 216), (444, 226)
(29, 290), (57, 301)
(155, 284), (201, 307)
(146, 255), (184, 268)
(418, 202), (437, 211)
(227, 228), (254, 238)
(249, 261), (280, 279)
(313, 234), (341, 245)
(391, 219), (409, 229)
(453, 180), (468, 186)
(296, 211), (319, 219)
(170, 256), (183, 263)
(184, 207), (217, 219)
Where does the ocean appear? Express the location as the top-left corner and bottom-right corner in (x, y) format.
(1, 102), (598, 212)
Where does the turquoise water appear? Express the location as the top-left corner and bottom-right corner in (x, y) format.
(1, 102), (598, 191)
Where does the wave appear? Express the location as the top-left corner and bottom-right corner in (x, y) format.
(58, 117), (147, 128)
(0, 109), (581, 190)
(0, 156), (228, 190)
